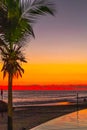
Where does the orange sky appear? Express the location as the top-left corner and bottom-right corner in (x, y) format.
(1, 63), (87, 86)
(13, 63), (87, 85)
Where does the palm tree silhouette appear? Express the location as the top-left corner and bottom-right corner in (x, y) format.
(0, 0), (55, 130)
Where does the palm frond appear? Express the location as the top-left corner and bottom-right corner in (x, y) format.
(1, 43), (26, 78)
(0, 0), (55, 44)
(18, 0), (55, 40)
(3, 70), (7, 79)
(0, 0), (55, 78)
(21, 0), (55, 19)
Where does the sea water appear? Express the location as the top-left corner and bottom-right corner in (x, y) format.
(2, 90), (87, 107)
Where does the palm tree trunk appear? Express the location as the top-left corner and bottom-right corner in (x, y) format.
(8, 72), (13, 130)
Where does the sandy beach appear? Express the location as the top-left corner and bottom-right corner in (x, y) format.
(0, 102), (87, 130)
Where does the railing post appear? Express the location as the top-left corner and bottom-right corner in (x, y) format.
(77, 93), (78, 110)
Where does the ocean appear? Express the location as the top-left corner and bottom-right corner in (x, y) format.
(2, 90), (87, 107)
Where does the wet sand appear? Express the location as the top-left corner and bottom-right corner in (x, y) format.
(0, 103), (87, 130)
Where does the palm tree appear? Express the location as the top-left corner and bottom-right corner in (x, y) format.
(0, 0), (55, 130)
(0, 44), (27, 130)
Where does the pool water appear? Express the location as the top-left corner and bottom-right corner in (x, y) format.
(31, 109), (87, 130)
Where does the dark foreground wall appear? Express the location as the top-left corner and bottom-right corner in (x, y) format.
(0, 100), (7, 112)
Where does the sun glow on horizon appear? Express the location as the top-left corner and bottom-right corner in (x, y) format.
(0, 63), (87, 87)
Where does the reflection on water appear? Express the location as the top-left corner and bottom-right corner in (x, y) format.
(57, 101), (71, 105)
(31, 109), (87, 130)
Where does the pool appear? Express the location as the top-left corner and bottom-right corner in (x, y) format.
(31, 109), (87, 130)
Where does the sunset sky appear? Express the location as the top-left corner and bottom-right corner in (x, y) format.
(0, 0), (87, 86)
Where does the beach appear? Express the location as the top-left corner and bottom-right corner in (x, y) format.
(0, 102), (87, 130)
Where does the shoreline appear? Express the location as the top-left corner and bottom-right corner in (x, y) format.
(0, 103), (87, 130)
